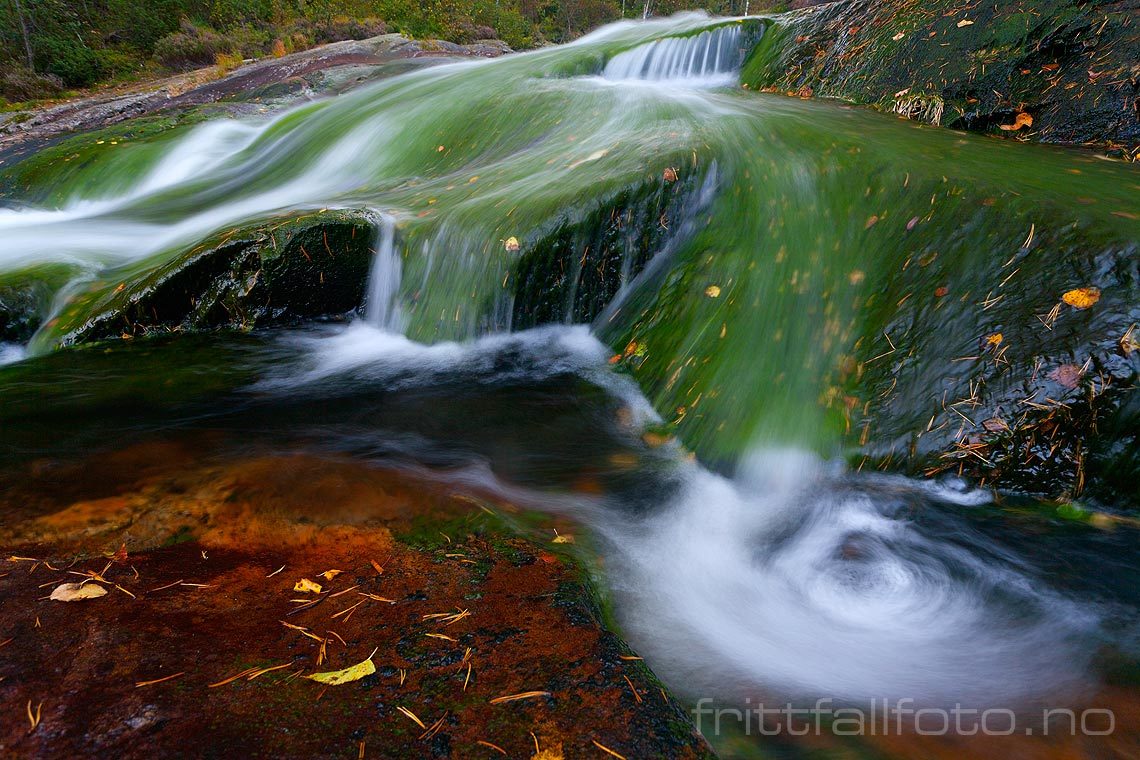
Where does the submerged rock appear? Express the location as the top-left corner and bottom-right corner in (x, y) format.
(0, 450), (713, 759)
(31, 209), (379, 350)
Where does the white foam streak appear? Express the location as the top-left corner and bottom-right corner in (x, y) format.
(0, 343), (25, 365)
(366, 215), (403, 331)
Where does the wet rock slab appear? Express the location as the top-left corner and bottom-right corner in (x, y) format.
(0, 452), (711, 759)
(744, 0), (1140, 154)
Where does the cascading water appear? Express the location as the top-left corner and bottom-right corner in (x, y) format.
(366, 214), (404, 332)
(603, 24), (743, 84)
(0, 12), (1137, 752)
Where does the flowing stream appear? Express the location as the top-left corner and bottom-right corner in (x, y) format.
(1, 12), (1138, 756)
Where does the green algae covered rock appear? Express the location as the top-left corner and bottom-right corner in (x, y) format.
(30, 209), (379, 351)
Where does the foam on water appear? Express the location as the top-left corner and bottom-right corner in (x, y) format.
(605, 451), (1101, 706)
(275, 322), (1102, 709)
(0, 343), (25, 365)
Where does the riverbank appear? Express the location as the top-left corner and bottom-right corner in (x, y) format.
(0, 33), (511, 165)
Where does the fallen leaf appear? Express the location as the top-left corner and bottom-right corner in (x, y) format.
(293, 578), (322, 594)
(663, 167), (678, 182)
(50, 582), (108, 602)
(999, 112), (1033, 131)
(306, 655), (376, 685)
(369, 560), (385, 575)
(1049, 364), (1084, 389)
(704, 285), (721, 298)
(957, 19), (975, 27)
(982, 418), (1008, 433)
(986, 332), (1003, 347)
(319, 569), (342, 581)
(848, 270), (866, 285)
(865, 215), (880, 229)
(935, 286), (949, 298)
(1061, 287), (1100, 309)
(906, 216), (919, 230)
(892, 32), (906, 41)
(504, 236), (520, 252)
(552, 534), (575, 544)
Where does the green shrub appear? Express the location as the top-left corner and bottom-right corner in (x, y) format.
(282, 16), (388, 46)
(153, 20), (236, 70)
(33, 37), (106, 87)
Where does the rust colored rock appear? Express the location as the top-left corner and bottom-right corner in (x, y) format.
(0, 452), (712, 759)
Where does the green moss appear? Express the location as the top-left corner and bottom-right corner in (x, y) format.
(0, 109), (218, 204)
(161, 525), (197, 546)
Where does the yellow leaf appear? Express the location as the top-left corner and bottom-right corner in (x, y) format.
(986, 332), (1003, 346)
(1061, 287), (1100, 309)
(293, 578), (322, 594)
(319, 569), (342, 581)
(305, 655), (376, 685)
(504, 236), (520, 252)
(50, 582), (108, 601)
(957, 19), (974, 27)
(552, 534), (574, 544)
(704, 285), (721, 298)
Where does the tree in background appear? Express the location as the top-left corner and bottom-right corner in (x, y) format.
(9, 0), (32, 67)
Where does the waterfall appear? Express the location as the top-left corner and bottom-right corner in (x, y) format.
(603, 24), (743, 84)
(365, 215), (403, 332)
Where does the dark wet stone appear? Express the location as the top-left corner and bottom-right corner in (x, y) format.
(35, 208), (380, 349)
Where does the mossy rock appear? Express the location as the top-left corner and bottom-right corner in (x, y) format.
(511, 168), (703, 329)
(0, 109), (221, 203)
(31, 208), (380, 351)
(743, 0), (1140, 151)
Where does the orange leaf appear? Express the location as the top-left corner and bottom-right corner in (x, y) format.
(1061, 287), (1100, 309)
(999, 112), (1033, 131)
